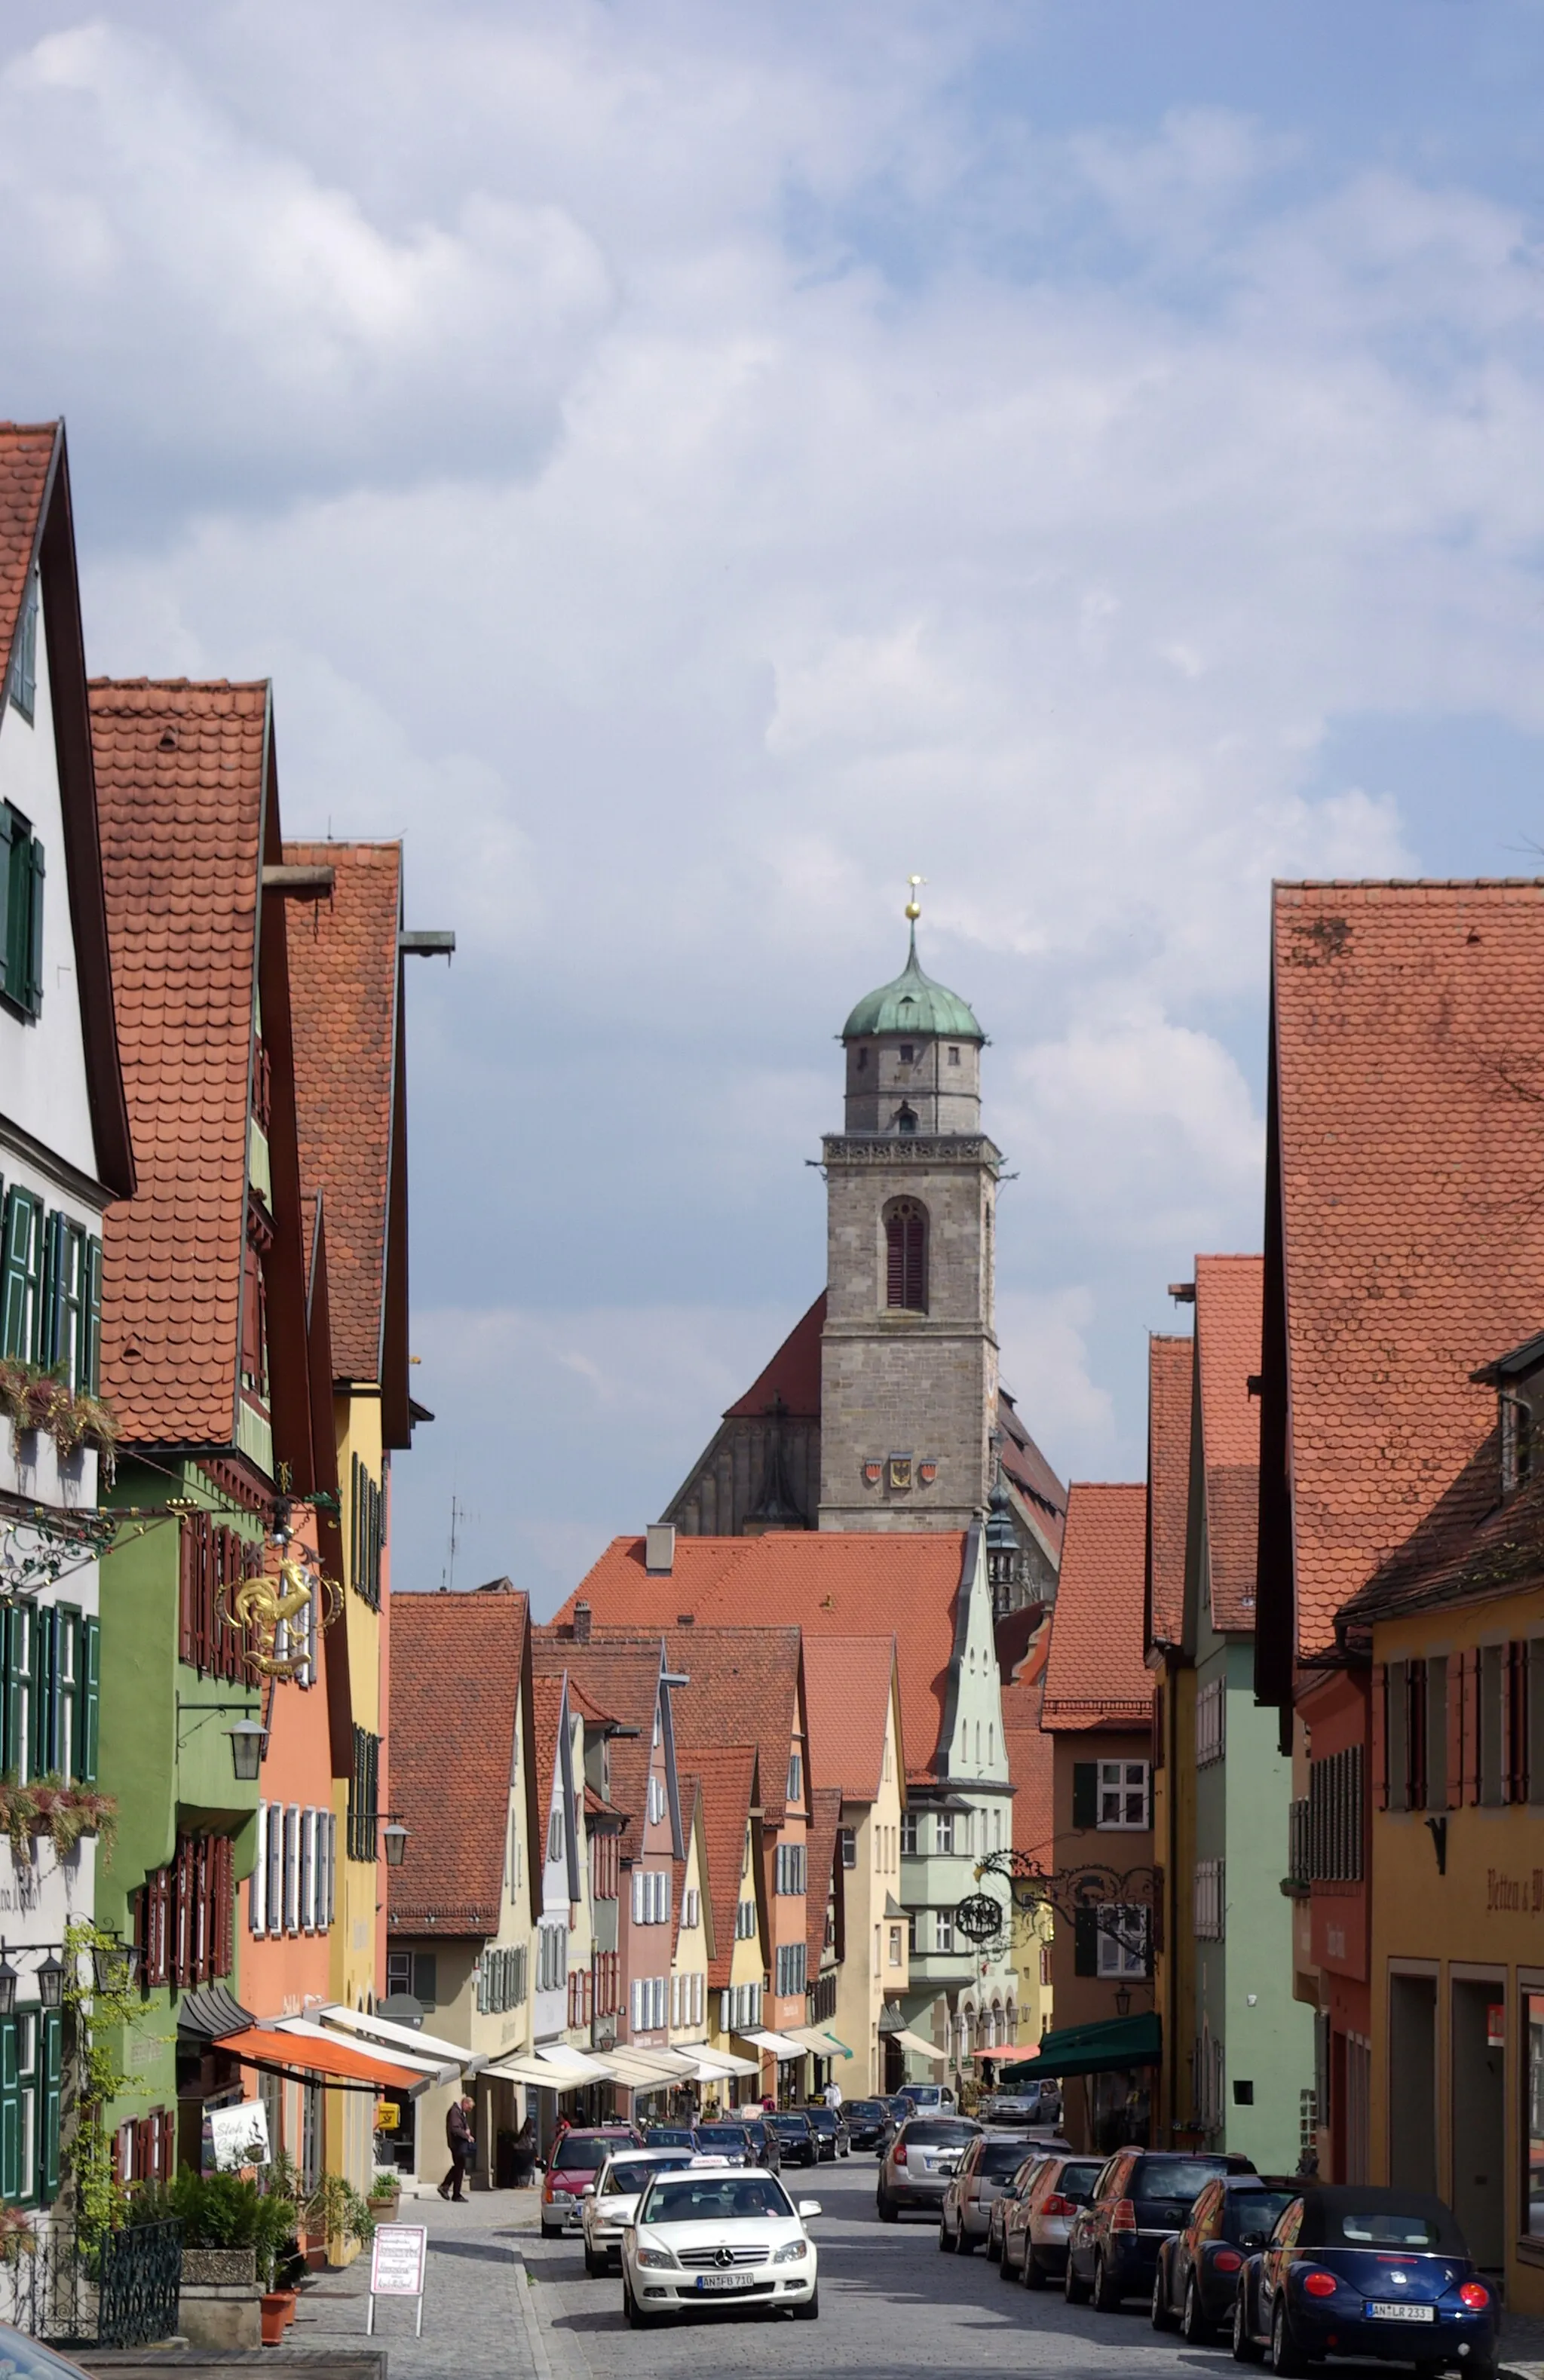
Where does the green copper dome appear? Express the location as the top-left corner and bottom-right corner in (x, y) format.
(841, 926), (985, 1043)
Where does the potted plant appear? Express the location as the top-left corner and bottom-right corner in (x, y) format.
(367, 2169), (400, 2222)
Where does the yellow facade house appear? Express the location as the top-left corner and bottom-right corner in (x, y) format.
(670, 1777), (712, 2058)
(802, 1638), (909, 2096)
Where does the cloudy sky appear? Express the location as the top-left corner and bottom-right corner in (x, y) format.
(11, 0), (1544, 1609)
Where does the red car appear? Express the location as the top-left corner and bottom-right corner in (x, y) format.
(541, 2126), (644, 2240)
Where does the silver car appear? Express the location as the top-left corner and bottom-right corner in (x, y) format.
(1000, 2152), (1103, 2286)
(939, 2131), (1044, 2253)
(581, 2146), (697, 2274)
(876, 2115), (981, 2222)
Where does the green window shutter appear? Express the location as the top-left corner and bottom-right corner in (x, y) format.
(0, 2019), (19, 2201)
(0, 808), (12, 999)
(77, 1615), (100, 1784)
(29, 1606), (52, 1779)
(2, 1604), (24, 1778)
(82, 1237), (103, 1395)
(1072, 1762), (1098, 1829)
(0, 1187), (38, 1360)
(38, 2012), (60, 2202)
(4, 825), (26, 1013)
(23, 836), (42, 1017)
(38, 1210), (65, 1372)
(1074, 1908), (1098, 1977)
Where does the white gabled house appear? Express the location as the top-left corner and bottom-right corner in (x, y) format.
(0, 422), (136, 2214)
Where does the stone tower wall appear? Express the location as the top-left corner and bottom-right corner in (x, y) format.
(819, 1136), (1000, 1532)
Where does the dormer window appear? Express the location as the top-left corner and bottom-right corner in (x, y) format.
(1502, 1393), (1533, 1497)
(897, 1104), (918, 1135)
(8, 574), (37, 724)
(898, 1044), (914, 1063)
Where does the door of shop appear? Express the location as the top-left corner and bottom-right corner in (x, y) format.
(1388, 1973), (1437, 2193)
(1451, 1980), (1504, 2270)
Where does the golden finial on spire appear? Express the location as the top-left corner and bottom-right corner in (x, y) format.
(905, 873), (925, 922)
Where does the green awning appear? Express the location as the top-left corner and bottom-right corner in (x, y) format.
(999, 2011), (1161, 2083)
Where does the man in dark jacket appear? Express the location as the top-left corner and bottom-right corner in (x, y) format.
(440, 2095), (476, 2201)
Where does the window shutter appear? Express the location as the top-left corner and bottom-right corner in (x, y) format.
(0, 2020), (18, 2202)
(1072, 1763), (1097, 1829)
(0, 813), (11, 998)
(284, 1806), (299, 1934)
(1463, 1649), (1481, 1805)
(1074, 1909), (1098, 1977)
(251, 1806), (268, 1935)
(23, 836), (42, 1016)
(1371, 1664), (1387, 1810)
(301, 1811), (316, 1932)
(0, 1188), (38, 1360)
(38, 1210), (65, 1370)
(75, 1615), (100, 1784)
(1507, 1644), (1529, 1804)
(39, 2010), (61, 2201)
(82, 1236), (102, 1395)
(28, 1603), (50, 1781)
(267, 1804), (283, 1933)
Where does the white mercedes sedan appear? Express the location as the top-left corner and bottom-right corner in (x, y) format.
(620, 2165), (823, 2326)
(581, 2145), (697, 2274)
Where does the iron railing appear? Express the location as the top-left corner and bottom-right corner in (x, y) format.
(0, 2219), (182, 2348)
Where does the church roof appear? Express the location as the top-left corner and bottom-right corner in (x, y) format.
(725, 1293), (825, 1419)
(841, 926), (984, 1043)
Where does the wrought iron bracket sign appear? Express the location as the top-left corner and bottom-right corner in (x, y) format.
(954, 1851), (1160, 1962)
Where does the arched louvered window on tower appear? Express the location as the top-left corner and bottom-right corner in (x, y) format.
(885, 1198), (927, 1312)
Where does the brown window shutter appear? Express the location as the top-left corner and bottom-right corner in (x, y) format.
(178, 1517), (195, 1666)
(1507, 1644), (1529, 1805)
(1464, 1649), (1481, 1804)
(1371, 1664), (1388, 1809)
(159, 2107), (176, 2181)
(1447, 1656), (1465, 1809)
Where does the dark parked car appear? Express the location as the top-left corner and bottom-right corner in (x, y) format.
(737, 2117), (783, 2173)
(1231, 2186), (1497, 2378)
(843, 2098), (892, 2152)
(692, 2122), (754, 2167)
(805, 2106), (849, 2161)
(877, 2115), (981, 2222)
(1065, 2148), (1256, 2308)
(766, 2111), (819, 2167)
(1152, 2176), (1299, 2339)
(640, 2125), (697, 2148)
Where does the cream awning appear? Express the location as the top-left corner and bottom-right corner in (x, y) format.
(311, 2003), (479, 2069)
(269, 2017), (458, 2085)
(694, 2046), (761, 2080)
(537, 2044), (612, 2083)
(889, 2027), (945, 2061)
(783, 2025), (853, 2060)
(740, 2029), (808, 2062)
(593, 2048), (679, 2087)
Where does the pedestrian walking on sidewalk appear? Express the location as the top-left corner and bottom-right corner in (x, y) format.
(440, 2094), (476, 2201)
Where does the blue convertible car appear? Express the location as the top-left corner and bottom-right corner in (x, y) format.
(1231, 2185), (1497, 2378)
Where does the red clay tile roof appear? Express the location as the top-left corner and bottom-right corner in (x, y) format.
(0, 425), (52, 703)
(649, 1627), (804, 1831)
(801, 1637), (899, 1803)
(283, 842), (401, 1385)
(1000, 1628), (1054, 1868)
(684, 1743), (759, 1987)
(1271, 882), (1544, 1657)
(1196, 1256), (1263, 1633)
(93, 680), (269, 1443)
(999, 1389), (1068, 1552)
(1041, 1483), (1150, 1728)
(556, 1533), (969, 1783)
(725, 1294), (825, 1418)
(806, 1785), (842, 1974)
(387, 1588), (528, 1932)
(532, 1635), (664, 1860)
(1146, 1335), (1193, 1652)
(530, 1673), (569, 1856)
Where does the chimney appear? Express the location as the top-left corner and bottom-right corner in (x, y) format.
(573, 1599), (592, 1644)
(645, 1523), (676, 1575)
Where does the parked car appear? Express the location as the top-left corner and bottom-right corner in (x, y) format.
(541, 2124), (645, 2239)
(621, 2164), (823, 2328)
(1151, 2175), (1299, 2339)
(737, 2118), (782, 2173)
(1001, 2151), (1103, 2286)
(877, 2115), (982, 2222)
(804, 2106), (849, 2161)
(896, 2082), (955, 2113)
(581, 2145), (697, 2274)
(983, 2084), (1063, 2128)
(842, 2098), (892, 2152)
(1065, 2148), (1256, 2308)
(766, 2111), (819, 2167)
(0, 2329), (100, 2380)
(940, 2131), (1045, 2254)
(694, 2122), (755, 2167)
(642, 2125), (698, 2148)
(1230, 2186), (1497, 2378)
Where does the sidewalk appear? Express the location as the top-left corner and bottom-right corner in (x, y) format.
(288, 2186), (569, 2380)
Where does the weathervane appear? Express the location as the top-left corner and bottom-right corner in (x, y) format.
(905, 874), (925, 922)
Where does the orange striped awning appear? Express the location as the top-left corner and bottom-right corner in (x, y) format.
(216, 2027), (421, 2091)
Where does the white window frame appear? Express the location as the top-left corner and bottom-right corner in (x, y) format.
(250, 1804), (268, 1935)
(1098, 1761), (1150, 1830)
(300, 1809), (317, 1933)
(283, 1805), (300, 1934)
(1096, 1905), (1149, 1977)
(1196, 1679), (1226, 1768)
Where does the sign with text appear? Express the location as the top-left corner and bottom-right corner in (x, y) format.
(370, 2224), (427, 2297)
(205, 2099), (270, 2173)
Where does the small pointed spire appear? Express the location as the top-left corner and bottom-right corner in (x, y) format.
(905, 873), (925, 922)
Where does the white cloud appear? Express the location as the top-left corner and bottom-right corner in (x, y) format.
(997, 1288), (1117, 1481)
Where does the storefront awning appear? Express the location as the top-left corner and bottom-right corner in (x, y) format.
(308, 2003), (479, 2070)
(270, 2017), (459, 2084)
(889, 2027), (945, 2061)
(740, 2029), (807, 2062)
(693, 2046), (761, 2080)
(217, 2026), (423, 2096)
(1000, 2011), (1161, 2082)
(593, 2048), (680, 2087)
(483, 2044), (611, 2088)
(784, 2026), (853, 2060)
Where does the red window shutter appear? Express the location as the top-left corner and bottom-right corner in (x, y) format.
(173, 1839), (195, 1987)
(197, 1516), (215, 1675)
(110, 2127), (124, 2188)
(159, 2108), (176, 2182)
(1447, 1657), (1465, 1811)
(240, 1238), (263, 1384)
(1371, 1664), (1388, 1810)
(1463, 1650), (1481, 1804)
(133, 2117), (151, 2184)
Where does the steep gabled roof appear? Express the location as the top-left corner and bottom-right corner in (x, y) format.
(532, 1634), (666, 1861)
(998, 1388), (1068, 1554)
(387, 1588), (529, 1934)
(1041, 1483), (1150, 1730)
(93, 679), (318, 1454)
(725, 1293), (825, 1419)
(1000, 1626), (1054, 1869)
(1145, 1334), (1193, 1653)
(283, 842), (410, 1438)
(801, 1636), (899, 1804)
(806, 1785), (843, 1974)
(0, 424), (133, 1196)
(686, 1744), (759, 1989)
(1258, 881), (1544, 1681)
(557, 1532), (969, 1783)
(1196, 1256), (1263, 1633)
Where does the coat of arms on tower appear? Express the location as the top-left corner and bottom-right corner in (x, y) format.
(862, 1461), (884, 1486)
(918, 1461), (938, 1486)
(887, 1455), (914, 1491)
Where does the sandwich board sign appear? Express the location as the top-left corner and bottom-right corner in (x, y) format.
(368, 2223), (427, 2336)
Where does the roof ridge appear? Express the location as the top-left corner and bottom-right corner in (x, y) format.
(1276, 876), (1544, 891)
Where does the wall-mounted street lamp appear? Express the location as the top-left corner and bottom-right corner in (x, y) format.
(37, 1952), (64, 2010)
(1114, 1984), (1132, 2020)
(91, 1933), (140, 1994)
(359, 1812), (409, 1867)
(0, 1946), (19, 2019)
(176, 1698), (265, 1784)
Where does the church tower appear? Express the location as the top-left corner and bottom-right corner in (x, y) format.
(818, 888), (1000, 1532)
